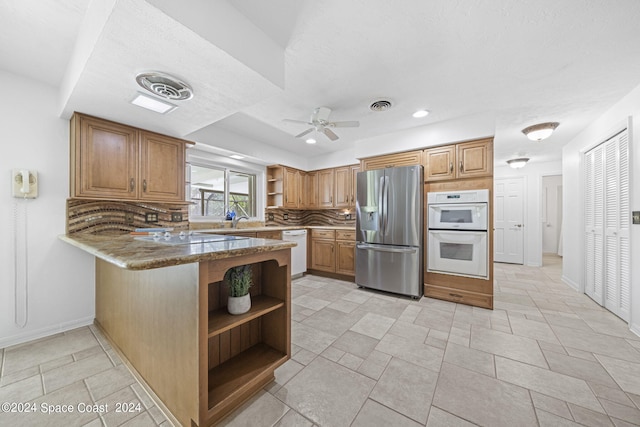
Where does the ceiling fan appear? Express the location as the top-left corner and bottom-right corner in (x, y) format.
(283, 107), (359, 141)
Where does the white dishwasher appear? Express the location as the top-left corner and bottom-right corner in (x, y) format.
(282, 229), (307, 277)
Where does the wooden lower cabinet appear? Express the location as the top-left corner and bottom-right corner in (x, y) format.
(95, 250), (291, 427)
(310, 229), (355, 277)
(424, 284), (492, 309)
(311, 238), (335, 272)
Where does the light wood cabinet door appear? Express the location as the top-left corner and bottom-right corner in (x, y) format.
(305, 172), (318, 208)
(140, 132), (185, 202)
(335, 240), (355, 275)
(349, 165), (360, 207)
(360, 150), (423, 171)
(74, 115), (138, 199)
(283, 168), (299, 209)
(296, 171), (305, 209)
(318, 169), (334, 208)
(311, 239), (335, 272)
(457, 139), (493, 179)
(334, 166), (351, 208)
(424, 145), (455, 181)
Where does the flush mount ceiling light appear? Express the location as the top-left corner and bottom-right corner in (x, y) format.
(136, 71), (193, 101)
(506, 158), (530, 169)
(229, 154), (244, 160)
(521, 122), (559, 141)
(131, 93), (176, 114)
(412, 109), (429, 118)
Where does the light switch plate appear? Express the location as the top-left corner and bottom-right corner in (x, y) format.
(145, 212), (158, 223)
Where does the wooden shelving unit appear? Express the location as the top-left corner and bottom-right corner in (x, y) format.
(200, 251), (291, 425)
(266, 166), (284, 208)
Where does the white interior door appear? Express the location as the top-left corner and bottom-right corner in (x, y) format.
(494, 177), (524, 264)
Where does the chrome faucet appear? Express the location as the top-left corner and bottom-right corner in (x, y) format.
(231, 216), (249, 228)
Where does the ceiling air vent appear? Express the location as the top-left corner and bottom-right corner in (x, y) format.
(369, 99), (393, 112)
(136, 72), (193, 101)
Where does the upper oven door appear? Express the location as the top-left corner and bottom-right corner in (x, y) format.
(428, 203), (488, 230)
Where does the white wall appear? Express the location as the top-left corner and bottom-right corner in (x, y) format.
(494, 161), (562, 267)
(0, 70), (95, 348)
(562, 82), (640, 336)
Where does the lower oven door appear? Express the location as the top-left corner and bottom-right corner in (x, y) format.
(427, 230), (488, 279)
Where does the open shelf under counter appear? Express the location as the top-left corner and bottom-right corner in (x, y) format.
(208, 295), (285, 338)
(208, 343), (286, 411)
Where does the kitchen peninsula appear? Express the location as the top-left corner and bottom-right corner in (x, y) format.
(60, 233), (294, 427)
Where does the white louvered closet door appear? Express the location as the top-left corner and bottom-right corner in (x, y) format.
(584, 129), (630, 321)
(584, 146), (604, 304)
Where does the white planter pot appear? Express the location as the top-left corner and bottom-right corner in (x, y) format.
(228, 294), (251, 315)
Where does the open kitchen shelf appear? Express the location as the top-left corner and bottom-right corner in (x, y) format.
(208, 343), (286, 410)
(208, 295), (284, 338)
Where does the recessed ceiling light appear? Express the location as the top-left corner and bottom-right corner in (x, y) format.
(412, 109), (429, 118)
(305, 138), (316, 144)
(131, 93), (176, 114)
(230, 154), (244, 160)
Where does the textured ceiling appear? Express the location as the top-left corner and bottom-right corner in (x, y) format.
(2, 0), (640, 168)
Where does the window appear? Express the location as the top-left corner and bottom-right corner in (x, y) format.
(189, 164), (257, 218)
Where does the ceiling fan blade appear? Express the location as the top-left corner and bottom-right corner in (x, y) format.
(329, 121), (359, 128)
(322, 127), (339, 141)
(312, 106), (332, 123)
(283, 119), (312, 125)
(295, 128), (314, 138)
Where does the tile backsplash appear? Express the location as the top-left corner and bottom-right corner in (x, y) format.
(66, 199), (189, 234)
(265, 209), (355, 227)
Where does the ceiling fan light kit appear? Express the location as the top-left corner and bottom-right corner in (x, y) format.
(284, 106), (359, 142)
(521, 122), (559, 141)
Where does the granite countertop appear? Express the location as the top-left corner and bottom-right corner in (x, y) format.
(59, 233), (296, 271)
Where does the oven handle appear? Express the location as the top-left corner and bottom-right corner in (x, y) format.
(429, 230), (487, 243)
(357, 243), (417, 254)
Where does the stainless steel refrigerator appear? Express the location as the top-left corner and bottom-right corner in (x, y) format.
(355, 165), (423, 298)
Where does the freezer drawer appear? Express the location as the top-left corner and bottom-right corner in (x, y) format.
(355, 243), (422, 298)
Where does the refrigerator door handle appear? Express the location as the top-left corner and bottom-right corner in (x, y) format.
(378, 176), (385, 232)
(383, 176), (389, 235)
(357, 243), (417, 254)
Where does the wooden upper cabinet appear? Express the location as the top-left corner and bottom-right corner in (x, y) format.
(72, 114), (138, 200)
(424, 145), (455, 181)
(305, 171), (318, 208)
(283, 167), (299, 209)
(318, 169), (334, 208)
(457, 139), (493, 178)
(140, 132), (185, 201)
(350, 165), (360, 207)
(71, 113), (190, 202)
(424, 138), (493, 182)
(360, 150), (423, 171)
(334, 166), (351, 208)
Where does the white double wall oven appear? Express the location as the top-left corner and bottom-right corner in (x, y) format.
(427, 189), (490, 279)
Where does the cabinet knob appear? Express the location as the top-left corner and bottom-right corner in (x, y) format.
(459, 161), (463, 173)
(449, 162), (453, 173)
(143, 179), (147, 192)
(129, 178), (135, 192)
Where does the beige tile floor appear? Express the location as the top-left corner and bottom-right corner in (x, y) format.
(2, 255), (640, 426)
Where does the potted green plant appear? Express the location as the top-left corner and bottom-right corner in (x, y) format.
(225, 265), (253, 315)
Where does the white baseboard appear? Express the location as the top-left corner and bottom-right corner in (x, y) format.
(561, 275), (579, 291)
(630, 323), (640, 339)
(0, 316), (95, 349)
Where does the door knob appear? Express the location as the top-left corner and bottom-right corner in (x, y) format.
(516, 224), (522, 228)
